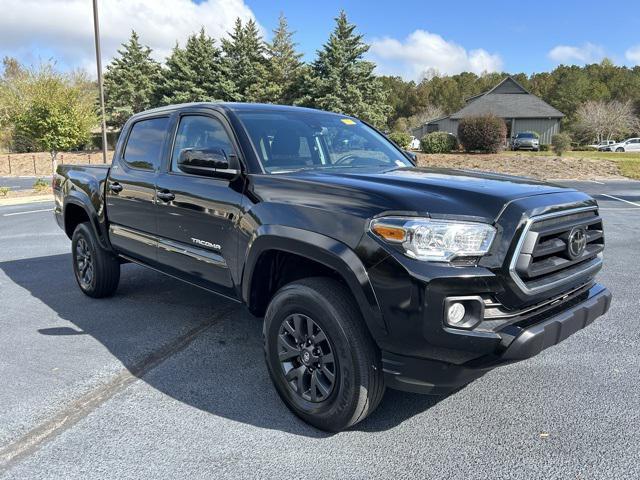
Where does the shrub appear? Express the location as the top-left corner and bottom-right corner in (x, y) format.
(387, 131), (412, 149)
(539, 144), (550, 152)
(420, 131), (457, 153)
(0, 187), (9, 197)
(457, 115), (507, 153)
(551, 133), (572, 156)
(33, 178), (49, 192)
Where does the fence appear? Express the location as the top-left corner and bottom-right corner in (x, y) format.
(0, 151), (114, 176)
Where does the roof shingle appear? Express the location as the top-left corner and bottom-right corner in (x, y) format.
(449, 77), (564, 119)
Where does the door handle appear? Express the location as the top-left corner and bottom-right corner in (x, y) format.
(156, 190), (175, 202)
(109, 182), (123, 193)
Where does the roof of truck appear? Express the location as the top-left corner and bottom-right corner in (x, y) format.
(133, 102), (347, 117)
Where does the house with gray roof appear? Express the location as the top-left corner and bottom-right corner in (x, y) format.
(411, 76), (564, 145)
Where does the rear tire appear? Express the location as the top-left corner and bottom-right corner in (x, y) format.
(71, 222), (120, 298)
(264, 277), (385, 432)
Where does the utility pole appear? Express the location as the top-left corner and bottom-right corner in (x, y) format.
(92, 0), (108, 164)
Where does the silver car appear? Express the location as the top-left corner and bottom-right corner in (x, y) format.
(511, 132), (540, 151)
(604, 138), (640, 152)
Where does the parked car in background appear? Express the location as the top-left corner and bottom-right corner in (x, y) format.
(511, 132), (540, 151)
(603, 138), (640, 152)
(590, 140), (617, 150)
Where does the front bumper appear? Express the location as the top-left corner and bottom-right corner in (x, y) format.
(382, 284), (611, 394)
(513, 143), (539, 150)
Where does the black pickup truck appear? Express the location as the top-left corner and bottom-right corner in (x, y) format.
(54, 103), (611, 431)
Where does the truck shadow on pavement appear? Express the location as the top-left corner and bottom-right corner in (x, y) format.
(1, 253), (449, 437)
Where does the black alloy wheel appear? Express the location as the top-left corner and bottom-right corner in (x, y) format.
(277, 313), (337, 402)
(71, 222), (120, 298)
(264, 277), (385, 432)
(74, 236), (94, 290)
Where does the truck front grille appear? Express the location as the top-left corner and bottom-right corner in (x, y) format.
(509, 207), (603, 294)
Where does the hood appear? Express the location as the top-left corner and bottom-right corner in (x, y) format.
(255, 166), (574, 222)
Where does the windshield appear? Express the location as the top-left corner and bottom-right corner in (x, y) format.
(516, 133), (536, 139)
(236, 111), (413, 173)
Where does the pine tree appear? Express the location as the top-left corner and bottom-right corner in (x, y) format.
(298, 11), (390, 127)
(103, 31), (160, 128)
(157, 28), (236, 105)
(264, 13), (303, 104)
(221, 18), (269, 102)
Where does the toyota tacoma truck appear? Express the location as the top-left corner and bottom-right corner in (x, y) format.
(53, 103), (611, 431)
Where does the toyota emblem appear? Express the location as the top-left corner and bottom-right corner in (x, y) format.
(567, 227), (587, 259)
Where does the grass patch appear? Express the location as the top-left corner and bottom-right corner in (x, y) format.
(618, 159), (640, 179)
(501, 150), (640, 180)
(502, 150), (640, 161)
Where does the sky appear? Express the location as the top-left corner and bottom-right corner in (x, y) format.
(1, 0), (639, 81)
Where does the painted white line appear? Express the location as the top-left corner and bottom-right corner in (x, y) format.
(2, 208), (53, 217)
(599, 207), (640, 211)
(600, 193), (640, 207)
(588, 180), (605, 185)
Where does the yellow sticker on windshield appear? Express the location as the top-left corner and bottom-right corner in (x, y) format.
(341, 118), (356, 125)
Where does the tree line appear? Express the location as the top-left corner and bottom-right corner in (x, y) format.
(103, 12), (389, 129)
(384, 61), (640, 142)
(2, 10), (640, 164)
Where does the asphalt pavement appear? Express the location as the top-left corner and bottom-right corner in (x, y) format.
(0, 181), (639, 479)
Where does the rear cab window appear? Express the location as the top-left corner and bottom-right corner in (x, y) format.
(123, 117), (170, 170)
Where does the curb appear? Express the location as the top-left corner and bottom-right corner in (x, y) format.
(0, 195), (53, 207)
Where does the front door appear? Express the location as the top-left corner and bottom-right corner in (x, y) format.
(627, 139), (640, 152)
(154, 112), (244, 298)
(106, 115), (171, 263)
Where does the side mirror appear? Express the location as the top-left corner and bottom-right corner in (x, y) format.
(177, 148), (238, 179)
(404, 150), (417, 163)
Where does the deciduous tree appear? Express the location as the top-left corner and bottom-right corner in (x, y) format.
(574, 99), (639, 142)
(4, 63), (97, 171)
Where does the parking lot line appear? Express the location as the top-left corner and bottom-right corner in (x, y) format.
(2, 208), (53, 217)
(600, 193), (640, 208)
(0, 317), (220, 473)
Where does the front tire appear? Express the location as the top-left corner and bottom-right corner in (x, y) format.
(616, 147), (625, 152)
(264, 277), (385, 432)
(71, 222), (120, 298)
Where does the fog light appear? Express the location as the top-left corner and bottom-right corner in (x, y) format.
(443, 296), (484, 330)
(447, 302), (466, 325)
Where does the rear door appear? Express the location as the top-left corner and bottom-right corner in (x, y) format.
(154, 110), (245, 298)
(106, 115), (171, 263)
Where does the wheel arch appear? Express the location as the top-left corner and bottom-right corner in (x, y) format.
(242, 225), (387, 339)
(63, 192), (112, 251)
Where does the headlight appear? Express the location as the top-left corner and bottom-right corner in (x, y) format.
(370, 217), (496, 262)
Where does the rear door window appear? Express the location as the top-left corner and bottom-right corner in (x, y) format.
(123, 117), (170, 170)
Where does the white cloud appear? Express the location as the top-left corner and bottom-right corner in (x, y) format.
(626, 45), (640, 65)
(0, 0), (258, 72)
(548, 43), (605, 65)
(369, 30), (503, 81)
